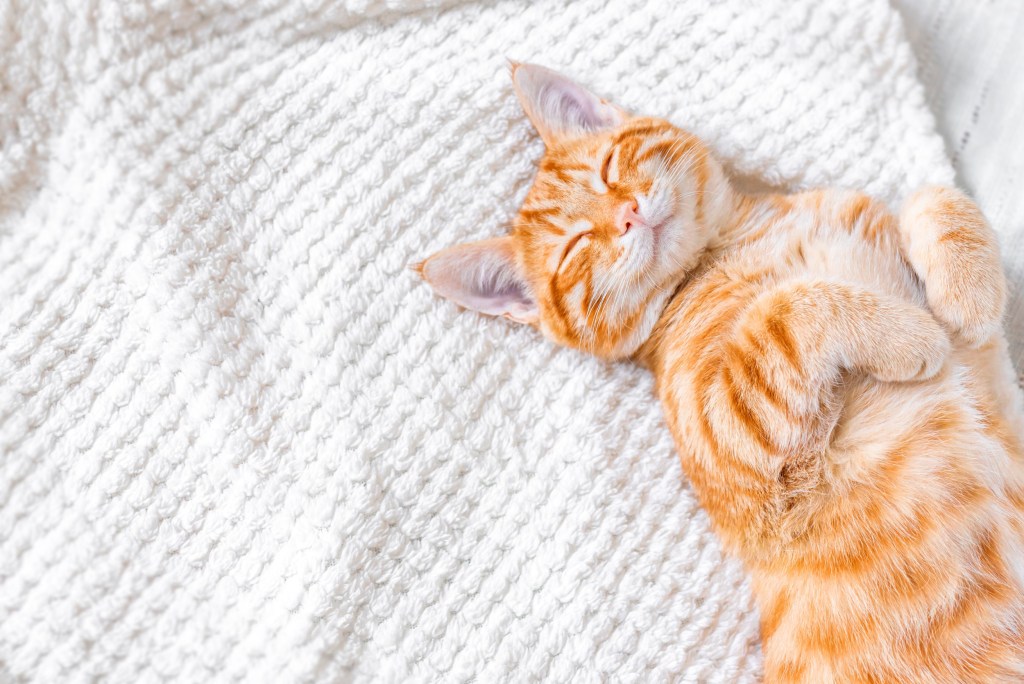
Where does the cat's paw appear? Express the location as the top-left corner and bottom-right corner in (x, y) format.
(865, 307), (951, 383)
(900, 186), (1007, 348)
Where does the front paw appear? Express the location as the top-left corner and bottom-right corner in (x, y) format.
(866, 307), (951, 383)
(901, 186), (1007, 347)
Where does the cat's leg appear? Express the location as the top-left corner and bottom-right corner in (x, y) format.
(720, 280), (950, 456)
(900, 190), (1024, 521)
(737, 280), (949, 385)
(899, 186), (1007, 347)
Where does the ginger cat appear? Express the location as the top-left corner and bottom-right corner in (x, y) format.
(418, 64), (1024, 682)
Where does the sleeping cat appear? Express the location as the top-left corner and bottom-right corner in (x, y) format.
(417, 63), (1024, 682)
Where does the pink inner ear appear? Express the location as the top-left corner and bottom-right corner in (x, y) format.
(540, 80), (600, 126)
(512, 63), (623, 144)
(421, 238), (537, 322)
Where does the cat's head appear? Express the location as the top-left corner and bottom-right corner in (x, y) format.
(418, 63), (734, 359)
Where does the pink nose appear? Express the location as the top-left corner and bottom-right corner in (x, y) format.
(616, 200), (643, 235)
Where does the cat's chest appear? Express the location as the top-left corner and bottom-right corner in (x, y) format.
(730, 212), (924, 305)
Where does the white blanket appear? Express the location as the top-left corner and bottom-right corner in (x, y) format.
(0, 1), (1010, 682)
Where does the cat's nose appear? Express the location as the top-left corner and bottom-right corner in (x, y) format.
(615, 200), (643, 235)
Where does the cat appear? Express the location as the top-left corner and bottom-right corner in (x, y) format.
(416, 63), (1024, 683)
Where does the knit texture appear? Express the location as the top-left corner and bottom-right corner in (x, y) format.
(0, 1), (957, 682)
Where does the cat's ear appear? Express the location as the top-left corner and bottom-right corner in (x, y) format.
(510, 62), (626, 146)
(416, 236), (538, 325)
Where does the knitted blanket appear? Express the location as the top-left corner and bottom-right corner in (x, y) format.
(0, 0), (978, 681)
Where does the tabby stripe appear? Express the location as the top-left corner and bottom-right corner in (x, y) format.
(721, 363), (776, 452)
(614, 122), (672, 143)
(725, 341), (789, 414)
(763, 304), (801, 371)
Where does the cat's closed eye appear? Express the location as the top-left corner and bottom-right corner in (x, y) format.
(558, 232), (591, 271)
(600, 146), (617, 185)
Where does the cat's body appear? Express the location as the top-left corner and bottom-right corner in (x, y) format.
(419, 64), (1024, 682)
(640, 187), (1024, 682)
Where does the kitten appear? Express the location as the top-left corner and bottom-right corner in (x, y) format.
(418, 63), (1024, 682)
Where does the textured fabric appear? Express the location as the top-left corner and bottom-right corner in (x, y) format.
(0, 1), (956, 682)
(895, 0), (1024, 376)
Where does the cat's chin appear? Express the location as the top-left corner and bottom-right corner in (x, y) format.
(648, 219), (667, 241)
(649, 217), (691, 266)
(647, 234), (709, 291)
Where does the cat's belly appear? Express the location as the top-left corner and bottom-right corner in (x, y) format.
(827, 335), (1024, 498)
(751, 351), (1024, 682)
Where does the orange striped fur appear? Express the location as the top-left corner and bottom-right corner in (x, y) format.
(419, 64), (1024, 682)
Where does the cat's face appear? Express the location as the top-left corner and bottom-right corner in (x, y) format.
(419, 64), (730, 358)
